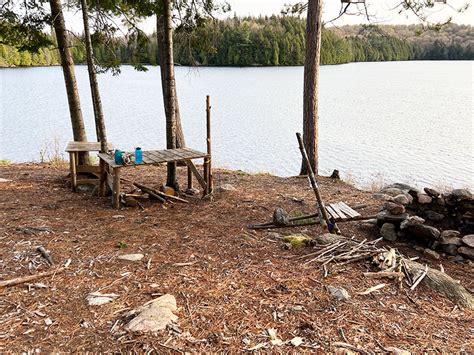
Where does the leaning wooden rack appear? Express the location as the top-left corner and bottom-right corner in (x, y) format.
(98, 147), (211, 209)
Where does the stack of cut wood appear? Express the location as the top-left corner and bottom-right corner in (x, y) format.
(120, 181), (188, 208)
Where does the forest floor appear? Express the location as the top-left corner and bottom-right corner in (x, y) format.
(0, 163), (472, 353)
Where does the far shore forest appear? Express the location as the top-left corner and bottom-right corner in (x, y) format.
(1, 17), (472, 68)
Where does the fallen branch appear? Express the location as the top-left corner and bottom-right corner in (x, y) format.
(364, 271), (404, 279)
(133, 182), (188, 203)
(37, 246), (54, 265)
(358, 283), (386, 295)
(249, 214), (377, 230)
(133, 182), (166, 203)
(0, 268), (64, 288)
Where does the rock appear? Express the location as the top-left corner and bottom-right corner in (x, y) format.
(462, 234), (474, 248)
(282, 234), (313, 248)
(380, 223), (397, 241)
(185, 187), (200, 196)
(440, 230), (461, 239)
(448, 255), (464, 263)
(393, 194), (410, 205)
(360, 219), (378, 229)
(442, 244), (459, 256)
(217, 184), (236, 192)
(290, 337), (304, 347)
(0, 178), (12, 183)
(330, 169), (340, 179)
(424, 187), (440, 198)
(273, 208), (289, 226)
(118, 253), (144, 262)
(409, 224), (440, 241)
(125, 294), (178, 333)
(381, 187), (405, 197)
(313, 233), (346, 245)
(377, 211), (408, 227)
(423, 249), (440, 260)
(425, 210), (444, 222)
(372, 193), (393, 201)
(44, 318), (53, 326)
(86, 292), (119, 306)
(384, 183), (418, 192)
(439, 234), (462, 245)
(417, 193), (432, 204)
(383, 202), (405, 215)
(458, 246), (474, 260)
(112, 215), (125, 219)
(123, 196), (138, 207)
(400, 216), (425, 230)
(327, 286), (350, 302)
(451, 189), (473, 201)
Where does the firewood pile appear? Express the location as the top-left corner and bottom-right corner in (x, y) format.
(297, 233), (474, 310)
(374, 183), (474, 261)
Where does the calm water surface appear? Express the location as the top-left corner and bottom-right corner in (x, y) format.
(1, 61), (473, 189)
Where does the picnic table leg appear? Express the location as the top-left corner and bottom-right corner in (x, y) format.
(69, 152), (77, 192)
(99, 159), (106, 197)
(187, 164), (193, 190)
(112, 167), (121, 209)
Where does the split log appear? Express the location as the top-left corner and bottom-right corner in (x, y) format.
(403, 259), (474, 310)
(0, 268), (64, 288)
(133, 182), (188, 203)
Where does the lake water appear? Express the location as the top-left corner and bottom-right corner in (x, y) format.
(1, 61), (473, 190)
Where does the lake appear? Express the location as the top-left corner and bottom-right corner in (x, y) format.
(1, 61), (473, 190)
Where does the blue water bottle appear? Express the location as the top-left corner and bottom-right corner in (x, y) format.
(114, 149), (123, 165)
(135, 147), (142, 164)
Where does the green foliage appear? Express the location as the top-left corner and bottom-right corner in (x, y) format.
(0, 18), (472, 68)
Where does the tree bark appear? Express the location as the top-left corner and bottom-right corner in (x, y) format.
(300, 0), (323, 175)
(49, 0), (88, 162)
(157, 10), (186, 149)
(160, 0), (178, 189)
(80, 0), (108, 153)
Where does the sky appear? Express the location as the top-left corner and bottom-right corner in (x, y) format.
(65, 0), (472, 33)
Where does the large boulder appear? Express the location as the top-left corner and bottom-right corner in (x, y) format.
(408, 224), (440, 241)
(383, 202), (405, 215)
(400, 216), (425, 230)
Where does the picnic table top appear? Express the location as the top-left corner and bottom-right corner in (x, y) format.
(98, 147), (209, 168)
(65, 141), (114, 152)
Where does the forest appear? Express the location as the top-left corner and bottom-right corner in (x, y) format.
(0, 16), (472, 67)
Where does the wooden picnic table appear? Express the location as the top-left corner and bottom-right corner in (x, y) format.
(65, 141), (114, 191)
(98, 147), (211, 208)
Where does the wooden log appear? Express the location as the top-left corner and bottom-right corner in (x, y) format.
(296, 133), (338, 234)
(99, 158), (106, 197)
(0, 268), (64, 288)
(404, 259), (474, 310)
(187, 165), (193, 190)
(184, 160), (207, 190)
(249, 214), (377, 230)
(133, 182), (166, 203)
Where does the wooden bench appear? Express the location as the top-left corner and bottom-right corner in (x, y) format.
(98, 147), (211, 208)
(65, 141), (113, 191)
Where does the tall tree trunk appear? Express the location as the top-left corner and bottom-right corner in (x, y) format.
(49, 0), (88, 162)
(160, 0), (178, 189)
(300, 0), (323, 176)
(157, 12), (186, 149)
(80, 0), (108, 153)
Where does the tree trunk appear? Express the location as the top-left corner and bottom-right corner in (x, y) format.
(80, 0), (108, 153)
(300, 0), (323, 176)
(160, 0), (178, 189)
(157, 11), (186, 149)
(49, 0), (88, 162)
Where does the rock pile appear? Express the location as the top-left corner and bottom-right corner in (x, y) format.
(374, 183), (474, 261)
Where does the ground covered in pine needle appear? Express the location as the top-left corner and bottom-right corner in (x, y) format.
(0, 163), (472, 353)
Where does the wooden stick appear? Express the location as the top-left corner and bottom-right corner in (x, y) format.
(206, 95), (213, 194)
(363, 271), (404, 279)
(37, 246), (54, 265)
(0, 268), (64, 288)
(249, 215), (377, 230)
(410, 264), (428, 291)
(132, 182), (166, 203)
(133, 182), (188, 203)
(296, 132), (338, 234)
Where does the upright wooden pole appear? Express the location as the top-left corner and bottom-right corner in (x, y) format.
(205, 95), (212, 195)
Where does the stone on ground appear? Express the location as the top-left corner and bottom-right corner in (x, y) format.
(417, 193), (433, 204)
(372, 193), (393, 201)
(383, 201), (405, 215)
(425, 210), (444, 222)
(457, 246), (474, 260)
(327, 286), (350, 302)
(380, 223), (397, 241)
(424, 187), (440, 198)
(118, 253), (144, 262)
(273, 208), (289, 226)
(462, 234), (474, 248)
(86, 292), (119, 306)
(423, 249), (440, 260)
(400, 216), (425, 230)
(125, 294), (178, 333)
(440, 230), (460, 239)
(393, 194), (410, 205)
(217, 184), (236, 192)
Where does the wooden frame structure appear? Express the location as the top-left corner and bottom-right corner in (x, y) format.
(98, 147), (212, 208)
(65, 141), (113, 191)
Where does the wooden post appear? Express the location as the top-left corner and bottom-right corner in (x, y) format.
(69, 152), (77, 192)
(112, 167), (121, 209)
(99, 158), (106, 197)
(205, 95), (212, 195)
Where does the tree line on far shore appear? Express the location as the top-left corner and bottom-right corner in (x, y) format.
(1, 17), (472, 68)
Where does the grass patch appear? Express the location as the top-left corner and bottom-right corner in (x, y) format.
(0, 160), (11, 166)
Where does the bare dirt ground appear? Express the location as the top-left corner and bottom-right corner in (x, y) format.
(0, 163), (472, 353)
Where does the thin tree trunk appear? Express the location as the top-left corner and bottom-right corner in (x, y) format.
(300, 0), (323, 176)
(49, 0), (88, 162)
(157, 13), (186, 149)
(80, 0), (108, 153)
(160, 0), (178, 189)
